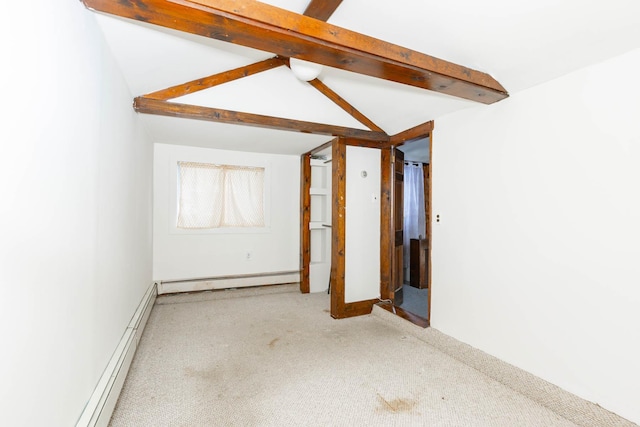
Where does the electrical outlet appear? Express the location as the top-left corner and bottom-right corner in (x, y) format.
(246, 251), (252, 261)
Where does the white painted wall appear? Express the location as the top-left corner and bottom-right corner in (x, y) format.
(0, 2), (153, 426)
(153, 143), (300, 282)
(431, 49), (640, 424)
(345, 146), (381, 303)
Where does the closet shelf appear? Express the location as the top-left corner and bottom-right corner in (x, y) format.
(309, 221), (331, 230)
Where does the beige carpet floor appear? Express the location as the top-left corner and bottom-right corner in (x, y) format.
(109, 284), (635, 427)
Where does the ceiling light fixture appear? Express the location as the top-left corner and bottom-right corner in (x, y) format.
(289, 58), (323, 81)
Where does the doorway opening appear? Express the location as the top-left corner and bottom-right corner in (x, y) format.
(396, 136), (431, 323)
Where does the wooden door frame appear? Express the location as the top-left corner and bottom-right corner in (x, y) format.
(380, 131), (433, 325)
(300, 129), (433, 322)
(427, 134), (433, 324)
(380, 147), (393, 301)
(300, 137), (377, 318)
(300, 152), (311, 293)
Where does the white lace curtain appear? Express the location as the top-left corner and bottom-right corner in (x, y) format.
(403, 162), (426, 271)
(177, 161), (265, 229)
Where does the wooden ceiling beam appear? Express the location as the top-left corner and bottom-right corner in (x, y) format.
(144, 0), (344, 101)
(386, 120), (434, 147)
(82, 0), (508, 104)
(306, 77), (385, 133)
(307, 139), (335, 156)
(145, 56), (286, 101)
(182, 0), (508, 103)
(303, 0), (343, 21)
(134, 97), (389, 142)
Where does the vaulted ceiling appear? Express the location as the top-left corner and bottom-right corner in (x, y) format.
(86, 0), (640, 156)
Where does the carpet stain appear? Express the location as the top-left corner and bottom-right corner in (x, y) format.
(268, 337), (280, 348)
(377, 394), (417, 413)
(184, 366), (221, 383)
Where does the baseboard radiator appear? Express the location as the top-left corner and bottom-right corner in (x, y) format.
(157, 270), (300, 295)
(76, 282), (157, 427)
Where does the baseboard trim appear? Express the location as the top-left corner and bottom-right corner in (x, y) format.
(76, 282), (157, 427)
(157, 271), (300, 295)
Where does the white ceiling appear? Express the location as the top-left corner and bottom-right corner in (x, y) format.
(94, 0), (640, 156)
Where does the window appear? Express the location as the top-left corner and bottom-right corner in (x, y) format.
(176, 161), (265, 229)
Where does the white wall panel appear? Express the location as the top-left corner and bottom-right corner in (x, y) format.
(345, 146), (381, 303)
(153, 144), (300, 281)
(0, 3), (153, 425)
(431, 49), (640, 424)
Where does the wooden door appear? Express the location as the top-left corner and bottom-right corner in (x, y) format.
(392, 148), (404, 305)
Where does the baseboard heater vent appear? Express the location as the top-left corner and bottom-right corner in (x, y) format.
(75, 282), (157, 427)
(157, 270), (300, 295)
